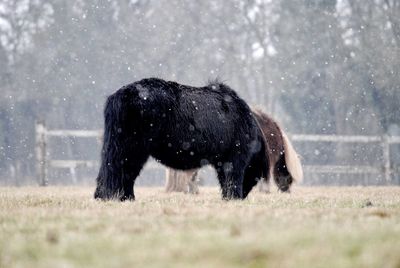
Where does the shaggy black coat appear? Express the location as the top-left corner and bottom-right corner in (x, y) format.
(94, 78), (269, 201)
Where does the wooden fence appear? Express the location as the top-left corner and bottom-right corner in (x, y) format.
(35, 121), (162, 186)
(35, 121), (400, 186)
(291, 134), (399, 183)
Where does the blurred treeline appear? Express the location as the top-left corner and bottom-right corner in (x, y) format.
(0, 0), (399, 183)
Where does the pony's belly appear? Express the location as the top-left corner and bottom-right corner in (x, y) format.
(150, 144), (216, 170)
(152, 154), (203, 170)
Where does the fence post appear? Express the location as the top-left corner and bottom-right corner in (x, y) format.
(35, 121), (48, 186)
(382, 134), (391, 183)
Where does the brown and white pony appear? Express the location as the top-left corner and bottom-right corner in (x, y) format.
(252, 108), (303, 192)
(165, 109), (303, 193)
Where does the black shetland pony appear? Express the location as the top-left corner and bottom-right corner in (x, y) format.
(94, 78), (269, 201)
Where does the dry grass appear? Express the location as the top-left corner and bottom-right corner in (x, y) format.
(1, 186), (400, 268)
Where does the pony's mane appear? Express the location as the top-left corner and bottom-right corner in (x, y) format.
(207, 77), (226, 86)
(206, 78), (233, 92)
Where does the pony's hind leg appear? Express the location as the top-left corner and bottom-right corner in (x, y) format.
(121, 151), (149, 201)
(94, 139), (149, 201)
(95, 92), (150, 201)
(187, 170), (200, 194)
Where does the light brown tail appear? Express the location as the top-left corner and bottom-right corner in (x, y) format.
(281, 131), (303, 183)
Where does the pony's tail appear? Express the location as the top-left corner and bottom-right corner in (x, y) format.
(281, 131), (303, 183)
(95, 93), (129, 199)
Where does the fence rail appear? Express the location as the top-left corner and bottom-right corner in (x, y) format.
(290, 133), (398, 182)
(45, 129), (102, 138)
(35, 121), (400, 186)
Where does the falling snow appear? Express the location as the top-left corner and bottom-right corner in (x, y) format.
(0, 0), (398, 186)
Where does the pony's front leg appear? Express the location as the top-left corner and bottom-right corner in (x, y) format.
(217, 161), (245, 200)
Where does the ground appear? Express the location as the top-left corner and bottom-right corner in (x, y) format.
(0, 186), (399, 268)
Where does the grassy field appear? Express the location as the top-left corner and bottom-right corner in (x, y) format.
(0, 186), (400, 268)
